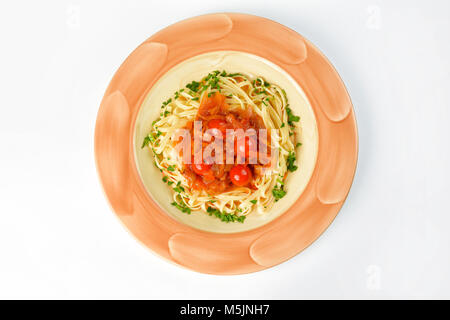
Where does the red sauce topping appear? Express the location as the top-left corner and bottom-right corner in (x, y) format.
(180, 92), (271, 194)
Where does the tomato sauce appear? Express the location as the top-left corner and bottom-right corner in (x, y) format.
(180, 92), (271, 194)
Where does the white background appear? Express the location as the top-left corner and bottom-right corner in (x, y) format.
(0, 0), (449, 299)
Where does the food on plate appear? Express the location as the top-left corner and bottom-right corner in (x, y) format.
(142, 71), (301, 223)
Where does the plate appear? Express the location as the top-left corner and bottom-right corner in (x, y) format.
(134, 50), (319, 233)
(94, 13), (358, 274)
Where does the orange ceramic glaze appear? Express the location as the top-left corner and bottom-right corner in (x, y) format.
(94, 13), (358, 274)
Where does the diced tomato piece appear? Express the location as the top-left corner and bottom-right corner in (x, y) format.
(229, 165), (252, 186)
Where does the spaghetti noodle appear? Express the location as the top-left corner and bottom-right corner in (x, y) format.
(142, 71), (301, 223)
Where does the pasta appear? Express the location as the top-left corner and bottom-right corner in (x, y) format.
(142, 71), (301, 223)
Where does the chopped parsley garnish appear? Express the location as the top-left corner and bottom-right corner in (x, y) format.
(272, 187), (287, 201)
(296, 142), (302, 148)
(161, 98), (172, 107)
(201, 71), (223, 94)
(281, 123), (285, 128)
(286, 106), (300, 126)
(206, 207), (246, 223)
(173, 181), (185, 193)
(162, 176), (168, 183)
(171, 201), (191, 214)
(141, 133), (157, 149)
(286, 151), (298, 172)
(191, 97), (199, 101)
(186, 80), (200, 92)
(141, 135), (151, 149)
(250, 200), (257, 204)
(167, 165), (176, 172)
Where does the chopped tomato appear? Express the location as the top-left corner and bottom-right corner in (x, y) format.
(229, 165), (252, 187)
(192, 178), (206, 191)
(207, 119), (228, 137)
(180, 91), (270, 194)
(192, 161), (212, 176)
(235, 136), (258, 159)
(198, 92), (227, 118)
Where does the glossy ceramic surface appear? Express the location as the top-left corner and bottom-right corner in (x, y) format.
(94, 13), (358, 274)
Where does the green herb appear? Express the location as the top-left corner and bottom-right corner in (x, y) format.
(164, 110), (170, 117)
(167, 181), (174, 186)
(162, 98), (172, 107)
(250, 200), (257, 204)
(272, 187), (287, 201)
(206, 207), (246, 223)
(296, 142), (302, 148)
(141, 135), (151, 149)
(186, 80), (200, 92)
(209, 77), (220, 90)
(286, 151), (298, 172)
(162, 176), (168, 183)
(200, 71), (222, 94)
(281, 123), (285, 128)
(171, 201), (191, 214)
(167, 165), (176, 172)
(191, 97), (199, 101)
(263, 80), (270, 87)
(173, 186), (184, 193)
(287, 107), (300, 126)
(173, 181), (185, 193)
